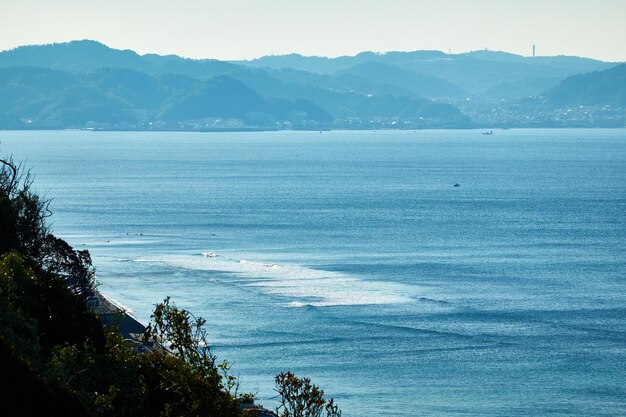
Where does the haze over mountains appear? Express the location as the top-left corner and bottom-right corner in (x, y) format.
(237, 50), (614, 97)
(0, 40), (624, 130)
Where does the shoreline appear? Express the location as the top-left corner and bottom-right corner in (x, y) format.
(2, 126), (626, 133)
(91, 291), (149, 349)
(91, 291), (278, 416)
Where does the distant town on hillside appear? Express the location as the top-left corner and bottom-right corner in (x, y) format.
(1, 40), (624, 131)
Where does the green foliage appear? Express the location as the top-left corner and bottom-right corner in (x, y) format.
(0, 250), (105, 357)
(0, 336), (90, 417)
(1, 157), (97, 299)
(46, 335), (149, 417)
(144, 297), (219, 380)
(218, 359), (241, 398)
(275, 372), (341, 417)
(0, 252), (41, 363)
(137, 351), (240, 417)
(0, 158), (49, 258)
(142, 297), (241, 416)
(42, 235), (97, 298)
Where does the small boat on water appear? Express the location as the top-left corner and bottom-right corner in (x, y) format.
(482, 130), (493, 135)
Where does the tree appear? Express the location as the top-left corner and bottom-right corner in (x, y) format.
(142, 297), (241, 417)
(0, 157), (50, 258)
(144, 297), (219, 380)
(1, 157), (96, 299)
(275, 372), (341, 417)
(41, 235), (96, 298)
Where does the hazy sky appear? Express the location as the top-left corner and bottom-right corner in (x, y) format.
(1, 0), (625, 61)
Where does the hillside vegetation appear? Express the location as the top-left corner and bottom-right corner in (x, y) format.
(0, 41), (471, 130)
(545, 63), (626, 106)
(0, 67), (333, 129)
(0, 40), (624, 129)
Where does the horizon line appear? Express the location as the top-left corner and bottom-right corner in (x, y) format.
(1, 39), (620, 64)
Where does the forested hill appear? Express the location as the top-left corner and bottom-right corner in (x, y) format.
(0, 40), (238, 78)
(0, 66), (333, 129)
(1, 40), (624, 129)
(3, 41), (614, 98)
(236, 49), (615, 97)
(0, 41), (469, 130)
(545, 63), (626, 106)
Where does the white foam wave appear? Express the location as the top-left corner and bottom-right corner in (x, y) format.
(99, 291), (135, 314)
(286, 301), (314, 308)
(135, 253), (414, 307)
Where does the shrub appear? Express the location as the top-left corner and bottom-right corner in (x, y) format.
(275, 371), (341, 417)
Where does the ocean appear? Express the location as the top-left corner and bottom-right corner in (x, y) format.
(1, 129), (625, 416)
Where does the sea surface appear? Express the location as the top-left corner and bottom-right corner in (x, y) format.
(1, 129), (625, 416)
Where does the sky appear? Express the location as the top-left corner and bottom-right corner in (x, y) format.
(1, 0), (625, 62)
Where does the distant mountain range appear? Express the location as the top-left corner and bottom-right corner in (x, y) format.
(0, 40), (238, 78)
(0, 40), (624, 130)
(235, 49), (616, 97)
(0, 66), (337, 129)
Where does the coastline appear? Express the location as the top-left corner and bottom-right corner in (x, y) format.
(91, 292), (150, 350)
(92, 292), (278, 416)
(2, 125), (626, 133)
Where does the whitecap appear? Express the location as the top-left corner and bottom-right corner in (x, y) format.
(99, 291), (135, 314)
(135, 254), (414, 307)
(286, 301), (315, 308)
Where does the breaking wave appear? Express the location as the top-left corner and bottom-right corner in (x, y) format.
(134, 252), (414, 307)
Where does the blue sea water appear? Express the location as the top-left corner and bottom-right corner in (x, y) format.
(1, 129), (625, 416)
